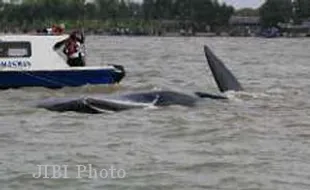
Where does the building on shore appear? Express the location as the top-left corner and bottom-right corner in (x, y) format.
(229, 16), (261, 36)
(278, 18), (310, 37)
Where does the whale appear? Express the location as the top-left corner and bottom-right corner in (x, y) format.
(36, 45), (243, 114)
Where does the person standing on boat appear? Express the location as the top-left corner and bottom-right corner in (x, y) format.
(63, 31), (85, 67)
(53, 30), (86, 67)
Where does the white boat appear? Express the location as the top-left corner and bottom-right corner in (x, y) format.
(0, 35), (125, 89)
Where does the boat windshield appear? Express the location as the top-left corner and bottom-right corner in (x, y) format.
(0, 42), (31, 58)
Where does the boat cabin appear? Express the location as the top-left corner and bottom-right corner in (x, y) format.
(0, 35), (72, 71)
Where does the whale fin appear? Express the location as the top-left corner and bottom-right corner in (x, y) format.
(204, 45), (243, 93)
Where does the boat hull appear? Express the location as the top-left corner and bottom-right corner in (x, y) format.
(0, 66), (125, 89)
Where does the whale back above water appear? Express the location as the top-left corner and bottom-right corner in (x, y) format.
(36, 91), (197, 114)
(122, 91), (197, 106)
(36, 45), (243, 114)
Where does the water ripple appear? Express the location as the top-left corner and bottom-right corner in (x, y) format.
(0, 37), (310, 190)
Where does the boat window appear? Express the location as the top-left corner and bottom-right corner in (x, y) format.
(0, 42), (31, 58)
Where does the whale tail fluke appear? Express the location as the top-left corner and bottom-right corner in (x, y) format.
(203, 45), (243, 93)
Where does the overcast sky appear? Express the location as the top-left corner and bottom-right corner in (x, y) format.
(130, 0), (264, 9)
(219, 0), (263, 8)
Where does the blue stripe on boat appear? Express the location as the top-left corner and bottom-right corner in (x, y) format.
(0, 68), (125, 89)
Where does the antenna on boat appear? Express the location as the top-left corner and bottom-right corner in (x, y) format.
(80, 0), (87, 64)
(82, 0), (86, 37)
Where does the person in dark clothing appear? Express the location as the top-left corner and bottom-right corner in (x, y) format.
(53, 31), (85, 67)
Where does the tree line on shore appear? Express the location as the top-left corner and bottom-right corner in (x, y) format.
(0, 0), (234, 32)
(245, 0), (310, 27)
(0, 0), (309, 33)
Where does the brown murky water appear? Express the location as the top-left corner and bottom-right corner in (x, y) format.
(1, 37), (310, 190)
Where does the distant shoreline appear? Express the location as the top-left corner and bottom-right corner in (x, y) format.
(1, 29), (309, 38)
